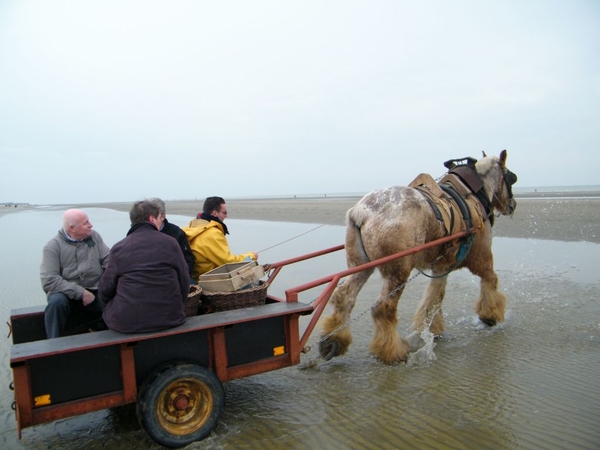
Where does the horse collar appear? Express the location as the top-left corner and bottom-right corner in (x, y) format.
(448, 165), (493, 225)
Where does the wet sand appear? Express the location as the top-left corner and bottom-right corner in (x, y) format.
(1, 196), (599, 449)
(22, 192), (599, 243)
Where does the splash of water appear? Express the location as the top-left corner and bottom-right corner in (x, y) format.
(406, 328), (438, 368)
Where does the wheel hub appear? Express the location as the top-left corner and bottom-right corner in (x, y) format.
(174, 394), (189, 411)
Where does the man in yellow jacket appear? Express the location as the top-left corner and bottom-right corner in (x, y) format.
(183, 196), (258, 281)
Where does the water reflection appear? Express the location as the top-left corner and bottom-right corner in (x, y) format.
(1, 208), (599, 449)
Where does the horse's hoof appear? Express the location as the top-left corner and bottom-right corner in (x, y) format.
(319, 339), (338, 361)
(480, 317), (497, 327)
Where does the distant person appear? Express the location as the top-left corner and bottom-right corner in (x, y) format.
(99, 200), (189, 333)
(183, 196), (258, 280)
(40, 209), (110, 339)
(150, 197), (196, 281)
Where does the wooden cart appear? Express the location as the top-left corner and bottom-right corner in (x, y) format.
(9, 232), (472, 447)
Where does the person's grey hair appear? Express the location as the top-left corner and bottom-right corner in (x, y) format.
(130, 200), (161, 225)
(150, 197), (166, 215)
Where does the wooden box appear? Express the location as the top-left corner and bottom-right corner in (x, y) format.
(198, 261), (265, 292)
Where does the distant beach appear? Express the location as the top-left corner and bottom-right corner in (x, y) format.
(3, 190), (599, 243)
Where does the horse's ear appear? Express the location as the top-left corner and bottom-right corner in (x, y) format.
(499, 149), (507, 166)
(482, 151), (487, 158)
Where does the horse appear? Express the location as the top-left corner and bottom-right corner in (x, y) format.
(319, 150), (517, 364)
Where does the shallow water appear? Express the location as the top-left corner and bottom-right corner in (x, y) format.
(1, 208), (599, 449)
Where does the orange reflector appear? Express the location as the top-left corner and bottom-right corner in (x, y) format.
(273, 346), (285, 356)
(34, 394), (51, 407)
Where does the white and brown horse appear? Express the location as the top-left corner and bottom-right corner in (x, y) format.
(319, 150), (517, 364)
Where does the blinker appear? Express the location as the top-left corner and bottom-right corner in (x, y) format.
(505, 170), (517, 186)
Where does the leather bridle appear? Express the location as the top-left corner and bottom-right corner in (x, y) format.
(502, 167), (518, 199)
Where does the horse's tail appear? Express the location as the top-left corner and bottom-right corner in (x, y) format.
(347, 204), (369, 228)
(346, 205), (371, 264)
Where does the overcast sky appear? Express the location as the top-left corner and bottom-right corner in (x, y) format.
(1, 0), (598, 204)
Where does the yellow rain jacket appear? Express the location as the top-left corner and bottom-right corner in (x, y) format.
(182, 218), (256, 281)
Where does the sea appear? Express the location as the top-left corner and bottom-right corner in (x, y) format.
(0, 202), (599, 449)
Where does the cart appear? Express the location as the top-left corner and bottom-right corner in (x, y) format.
(9, 231), (472, 447)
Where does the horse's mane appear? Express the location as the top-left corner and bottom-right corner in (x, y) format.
(474, 154), (498, 178)
(475, 155), (501, 207)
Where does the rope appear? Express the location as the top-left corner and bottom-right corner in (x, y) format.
(258, 214), (344, 253)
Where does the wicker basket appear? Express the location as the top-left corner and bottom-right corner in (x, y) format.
(184, 285), (203, 317)
(200, 281), (268, 313)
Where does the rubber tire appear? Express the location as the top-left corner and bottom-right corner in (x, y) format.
(136, 363), (225, 448)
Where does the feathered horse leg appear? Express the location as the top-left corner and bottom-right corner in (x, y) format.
(467, 232), (506, 326)
(369, 276), (410, 364)
(319, 268), (373, 359)
(413, 275), (448, 336)
(474, 270), (506, 326)
(320, 204), (374, 360)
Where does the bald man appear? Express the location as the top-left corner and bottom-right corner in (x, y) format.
(40, 209), (110, 338)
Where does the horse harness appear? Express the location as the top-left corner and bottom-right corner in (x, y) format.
(408, 159), (491, 239)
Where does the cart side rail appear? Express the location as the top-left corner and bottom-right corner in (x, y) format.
(267, 229), (478, 351)
(10, 301), (313, 363)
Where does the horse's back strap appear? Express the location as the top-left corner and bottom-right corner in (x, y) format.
(440, 183), (472, 230)
(414, 187), (445, 225)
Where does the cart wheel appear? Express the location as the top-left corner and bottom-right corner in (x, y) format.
(137, 363), (224, 448)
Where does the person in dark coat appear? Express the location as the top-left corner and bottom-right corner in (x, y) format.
(150, 197), (195, 280)
(99, 199), (188, 333)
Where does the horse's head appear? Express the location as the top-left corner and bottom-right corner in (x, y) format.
(477, 150), (517, 217)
